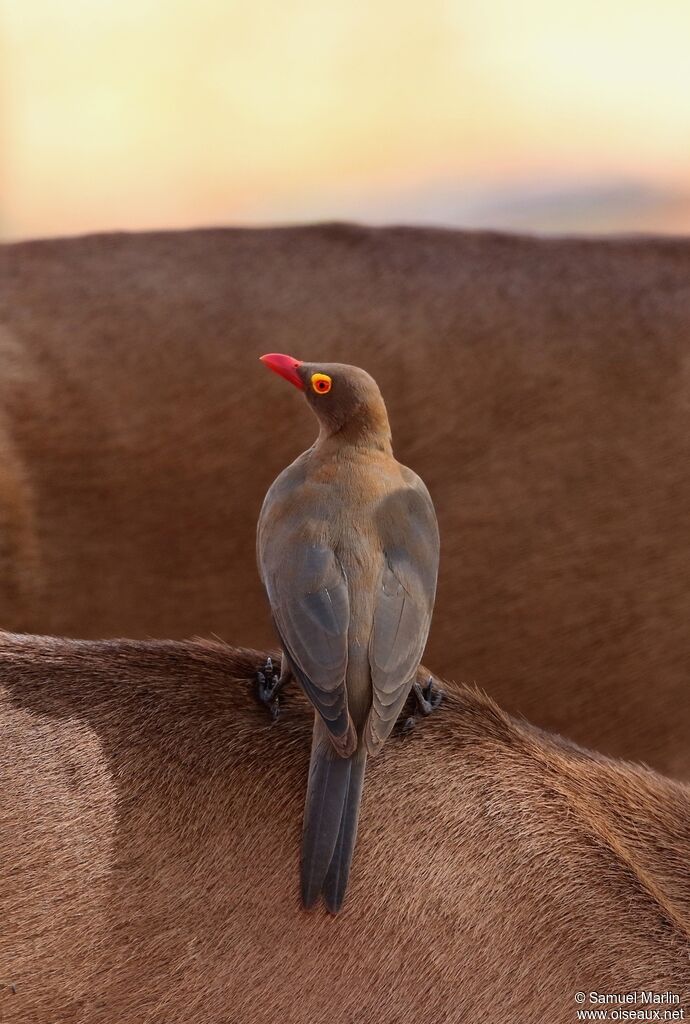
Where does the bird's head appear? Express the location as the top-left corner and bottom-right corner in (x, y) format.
(260, 353), (392, 450)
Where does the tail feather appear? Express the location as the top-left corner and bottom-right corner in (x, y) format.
(301, 718), (367, 913)
(322, 745), (367, 913)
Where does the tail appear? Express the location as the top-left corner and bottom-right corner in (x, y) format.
(301, 716), (368, 914)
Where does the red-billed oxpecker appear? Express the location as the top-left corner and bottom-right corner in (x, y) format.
(257, 354), (440, 913)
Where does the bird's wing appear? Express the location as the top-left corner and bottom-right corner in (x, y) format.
(365, 475), (439, 754)
(260, 514), (354, 750)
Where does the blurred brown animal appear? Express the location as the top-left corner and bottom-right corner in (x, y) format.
(1, 226), (690, 775)
(1, 634), (689, 1024)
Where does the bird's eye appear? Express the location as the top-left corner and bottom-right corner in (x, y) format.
(311, 373), (332, 395)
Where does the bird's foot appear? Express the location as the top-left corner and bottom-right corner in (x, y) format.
(413, 675), (444, 716)
(400, 675), (443, 735)
(255, 656), (286, 723)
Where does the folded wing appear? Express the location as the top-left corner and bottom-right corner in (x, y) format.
(365, 478), (439, 754)
(261, 534), (355, 753)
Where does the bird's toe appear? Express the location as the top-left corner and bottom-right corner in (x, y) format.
(398, 676), (444, 737)
(255, 656), (283, 721)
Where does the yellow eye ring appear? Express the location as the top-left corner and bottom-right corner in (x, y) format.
(311, 373), (332, 395)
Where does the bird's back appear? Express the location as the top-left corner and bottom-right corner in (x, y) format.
(259, 445), (414, 727)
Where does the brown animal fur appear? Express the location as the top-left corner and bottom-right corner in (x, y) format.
(1, 226), (690, 776)
(1, 633), (689, 1024)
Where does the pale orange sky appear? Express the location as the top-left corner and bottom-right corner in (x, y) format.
(3, 0), (690, 240)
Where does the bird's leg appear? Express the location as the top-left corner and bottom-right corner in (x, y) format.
(255, 655), (291, 722)
(400, 673), (443, 735)
(412, 675), (444, 716)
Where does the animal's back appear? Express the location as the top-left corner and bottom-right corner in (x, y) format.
(2, 226), (690, 774)
(1, 635), (689, 1024)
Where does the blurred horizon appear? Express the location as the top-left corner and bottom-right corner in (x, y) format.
(3, 1), (690, 242)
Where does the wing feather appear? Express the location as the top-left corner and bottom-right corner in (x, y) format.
(262, 532), (354, 747)
(365, 479), (439, 754)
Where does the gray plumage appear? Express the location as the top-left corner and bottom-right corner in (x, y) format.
(257, 355), (439, 912)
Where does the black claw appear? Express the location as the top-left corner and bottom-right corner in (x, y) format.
(412, 677), (443, 717)
(255, 657), (283, 722)
(422, 675), (443, 710)
(398, 675), (443, 737)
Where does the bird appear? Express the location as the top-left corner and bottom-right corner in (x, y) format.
(256, 353), (440, 913)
